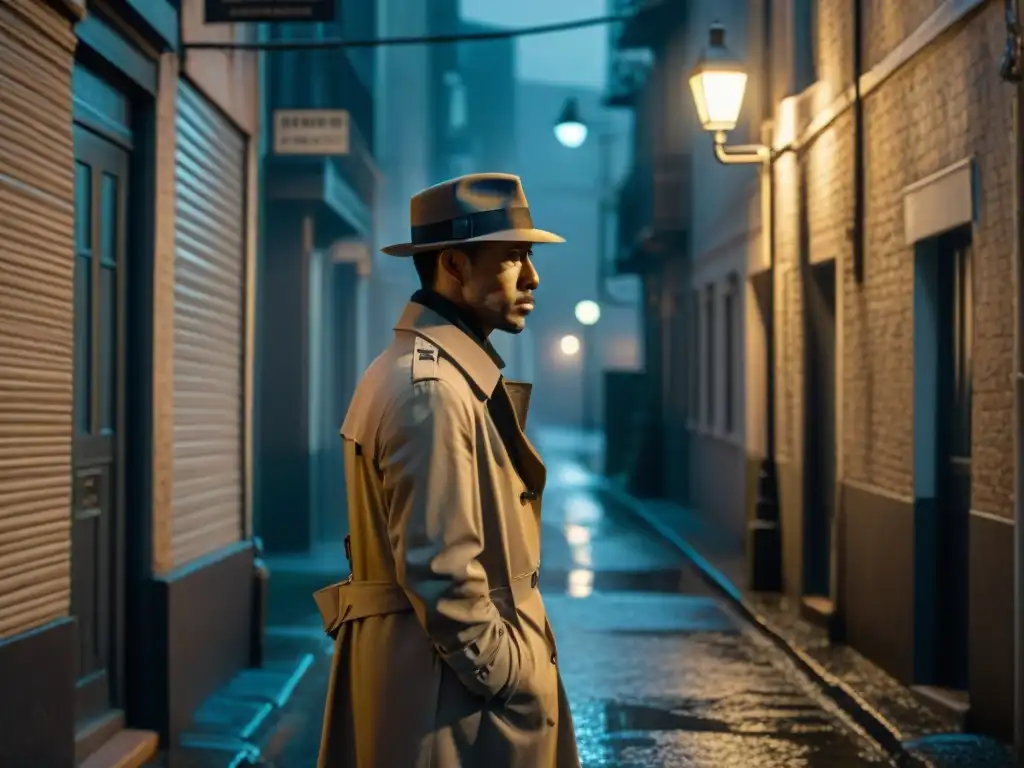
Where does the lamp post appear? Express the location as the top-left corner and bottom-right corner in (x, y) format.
(553, 98), (629, 310)
(554, 101), (627, 440)
(689, 22), (782, 592)
(574, 299), (602, 432)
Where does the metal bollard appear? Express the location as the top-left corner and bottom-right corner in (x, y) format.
(251, 536), (270, 668)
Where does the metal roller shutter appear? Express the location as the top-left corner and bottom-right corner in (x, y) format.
(0, 0), (76, 637)
(172, 81), (246, 566)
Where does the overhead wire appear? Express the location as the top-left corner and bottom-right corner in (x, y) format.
(183, 13), (630, 50)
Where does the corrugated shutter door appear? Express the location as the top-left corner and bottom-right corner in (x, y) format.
(172, 81), (246, 567)
(0, 0), (76, 638)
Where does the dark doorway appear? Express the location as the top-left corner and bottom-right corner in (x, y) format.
(72, 125), (129, 730)
(803, 259), (837, 604)
(933, 230), (972, 691)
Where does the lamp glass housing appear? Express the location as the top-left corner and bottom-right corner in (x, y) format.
(689, 23), (749, 133)
(554, 121), (588, 148)
(689, 70), (748, 133)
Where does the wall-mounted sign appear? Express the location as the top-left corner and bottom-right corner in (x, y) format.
(274, 109), (350, 156)
(205, 0), (336, 24)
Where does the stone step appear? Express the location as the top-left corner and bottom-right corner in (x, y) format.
(80, 729), (158, 768)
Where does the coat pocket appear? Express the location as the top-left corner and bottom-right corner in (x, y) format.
(497, 598), (558, 731)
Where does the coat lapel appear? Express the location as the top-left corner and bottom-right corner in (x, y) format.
(502, 380), (532, 430)
(495, 380), (546, 495)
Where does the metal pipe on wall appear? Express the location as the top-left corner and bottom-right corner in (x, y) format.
(830, 0), (865, 643)
(1010, 0), (1024, 750)
(748, 0), (782, 592)
(995, 0), (1023, 753)
(1001, 0), (1024, 754)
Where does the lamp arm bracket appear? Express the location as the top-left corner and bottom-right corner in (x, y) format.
(712, 131), (771, 165)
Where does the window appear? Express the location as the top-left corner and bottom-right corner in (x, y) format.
(793, 0), (819, 92)
(704, 285), (715, 428)
(724, 276), (739, 434)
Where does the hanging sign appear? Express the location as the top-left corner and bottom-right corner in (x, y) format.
(205, 0), (336, 23)
(274, 109), (350, 155)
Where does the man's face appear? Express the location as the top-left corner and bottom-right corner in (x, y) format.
(449, 242), (540, 334)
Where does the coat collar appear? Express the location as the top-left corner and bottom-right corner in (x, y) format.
(394, 302), (503, 398)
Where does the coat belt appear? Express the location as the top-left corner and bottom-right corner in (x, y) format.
(313, 570), (540, 639)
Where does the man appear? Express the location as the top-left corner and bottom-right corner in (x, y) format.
(315, 173), (580, 767)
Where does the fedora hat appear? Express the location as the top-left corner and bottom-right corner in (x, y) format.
(381, 172), (565, 256)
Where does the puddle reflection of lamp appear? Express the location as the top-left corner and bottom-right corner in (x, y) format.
(565, 523), (593, 570)
(568, 568), (593, 599)
(564, 523), (591, 546)
(564, 493), (603, 525)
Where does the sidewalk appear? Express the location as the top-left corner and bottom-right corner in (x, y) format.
(598, 483), (1015, 768)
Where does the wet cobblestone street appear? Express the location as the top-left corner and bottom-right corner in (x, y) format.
(152, 437), (893, 767)
(522, 453), (891, 768)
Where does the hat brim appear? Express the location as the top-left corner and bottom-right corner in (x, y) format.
(381, 228), (565, 257)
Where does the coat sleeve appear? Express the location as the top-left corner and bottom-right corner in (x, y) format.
(378, 378), (522, 701)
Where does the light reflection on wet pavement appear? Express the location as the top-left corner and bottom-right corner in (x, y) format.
(536, 453), (891, 767)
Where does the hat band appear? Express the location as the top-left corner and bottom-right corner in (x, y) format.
(410, 206), (534, 247)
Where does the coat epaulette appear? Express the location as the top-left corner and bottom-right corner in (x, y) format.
(411, 336), (441, 382)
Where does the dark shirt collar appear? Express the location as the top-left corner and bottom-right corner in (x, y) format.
(410, 289), (505, 370)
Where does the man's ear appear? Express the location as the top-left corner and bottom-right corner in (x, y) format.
(438, 248), (470, 285)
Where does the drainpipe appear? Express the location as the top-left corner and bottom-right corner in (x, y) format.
(1015, 73), (1024, 763)
(830, 0), (865, 644)
(996, 0), (1024, 753)
(1003, 0), (1024, 755)
(749, 0), (782, 592)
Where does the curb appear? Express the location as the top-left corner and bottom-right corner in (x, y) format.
(599, 482), (928, 768)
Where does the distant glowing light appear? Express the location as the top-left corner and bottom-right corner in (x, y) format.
(564, 524), (591, 546)
(560, 334), (581, 356)
(554, 97), (589, 148)
(574, 299), (601, 326)
(568, 568), (594, 598)
(554, 120), (588, 148)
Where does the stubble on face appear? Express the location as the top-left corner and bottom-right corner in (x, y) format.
(461, 243), (538, 335)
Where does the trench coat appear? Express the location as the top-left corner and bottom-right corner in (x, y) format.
(314, 301), (580, 768)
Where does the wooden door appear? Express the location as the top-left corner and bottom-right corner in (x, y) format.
(72, 125), (129, 724)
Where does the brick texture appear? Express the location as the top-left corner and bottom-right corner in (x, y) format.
(772, 0), (1015, 518)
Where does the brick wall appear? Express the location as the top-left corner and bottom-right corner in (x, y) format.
(771, 0), (1015, 518)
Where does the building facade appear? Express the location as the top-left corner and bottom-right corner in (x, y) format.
(255, 2), (379, 558)
(615, 0), (1020, 744)
(605, 0), (691, 495)
(371, 0), (433, 359)
(0, 0), (262, 764)
(768, 0), (1015, 741)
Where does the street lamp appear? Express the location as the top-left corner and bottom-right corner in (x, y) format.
(559, 334), (581, 356)
(553, 98), (588, 149)
(553, 99), (629, 310)
(690, 22), (771, 165)
(690, 21), (781, 593)
(574, 300), (601, 431)
(574, 299), (601, 326)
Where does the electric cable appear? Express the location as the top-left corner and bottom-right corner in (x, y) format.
(184, 13), (631, 51)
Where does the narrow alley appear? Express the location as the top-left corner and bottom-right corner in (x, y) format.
(152, 431), (890, 768)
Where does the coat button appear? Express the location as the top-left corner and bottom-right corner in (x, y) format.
(546, 716), (556, 727)
(550, 653), (557, 665)
(520, 490), (537, 505)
